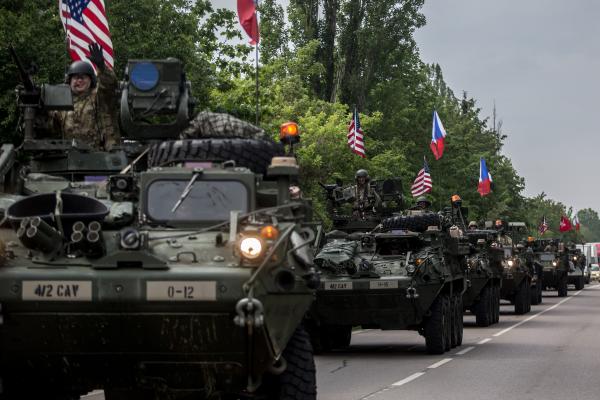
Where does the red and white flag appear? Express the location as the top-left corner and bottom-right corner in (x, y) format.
(347, 108), (366, 158)
(237, 0), (260, 45)
(411, 157), (433, 197)
(59, 0), (114, 69)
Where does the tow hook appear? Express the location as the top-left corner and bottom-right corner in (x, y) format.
(234, 297), (265, 328)
(406, 286), (419, 299)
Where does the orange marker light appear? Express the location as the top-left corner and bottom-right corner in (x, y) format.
(260, 225), (279, 240)
(280, 122), (300, 144)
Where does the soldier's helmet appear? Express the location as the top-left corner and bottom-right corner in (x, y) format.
(355, 169), (370, 182)
(66, 61), (97, 88)
(416, 195), (431, 208)
(468, 221), (478, 229)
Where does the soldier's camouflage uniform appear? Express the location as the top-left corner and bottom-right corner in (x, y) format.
(49, 68), (119, 150)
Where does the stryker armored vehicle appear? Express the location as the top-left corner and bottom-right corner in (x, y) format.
(496, 221), (533, 315)
(462, 229), (503, 326)
(309, 192), (467, 355)
(567, 247), (586, 290)
(0, 53), (319, 399)
(532, 238), (568, 297)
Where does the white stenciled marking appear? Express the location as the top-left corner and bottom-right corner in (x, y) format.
(391, 372), (426, 387)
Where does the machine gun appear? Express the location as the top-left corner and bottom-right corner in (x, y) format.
(8, 45), (73, 141)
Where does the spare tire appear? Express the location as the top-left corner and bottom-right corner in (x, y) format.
(147, 138), (284, 175)
(382, 213), (441, 232)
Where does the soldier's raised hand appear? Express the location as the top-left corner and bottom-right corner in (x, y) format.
(89, 43), (105, 71)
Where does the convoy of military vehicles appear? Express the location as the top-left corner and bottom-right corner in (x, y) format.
(0, 50), (594, 400)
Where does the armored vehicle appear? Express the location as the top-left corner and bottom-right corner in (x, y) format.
(0, 54), (319, 399)
(462, 229), (503, 326)
(567, 248), (586, 290)
(496, 222), (533, 315)
(309, 199), (467, 355)
(532, 239), (568, 297)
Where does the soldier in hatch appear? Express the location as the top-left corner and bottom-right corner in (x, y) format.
(411, 196), (431, 211)
(494, 219), (513, 246)
(468, 221), (479, 230)
(47, 43), (119, 150)
(352, 169), (381, 218)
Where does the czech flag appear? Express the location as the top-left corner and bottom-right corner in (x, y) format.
(430, 110), (447, 160)
(477, 157), (492, 196)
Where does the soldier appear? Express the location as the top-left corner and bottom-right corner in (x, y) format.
(411, 196), (431, 211)
(352, 169), (380, 217)
(494, 219), (513, 246)
(47, 43), (119, 150)
(468, 221), (478, 230)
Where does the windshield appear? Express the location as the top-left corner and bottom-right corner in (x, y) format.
(147, 180), (248, 222)
(539, 254), (555, 262)
(592, 266), (599, 271)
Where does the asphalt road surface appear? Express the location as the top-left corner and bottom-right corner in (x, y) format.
(83, 284), (600, 400)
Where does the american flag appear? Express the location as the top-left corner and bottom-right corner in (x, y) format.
(411, 157), (433, 197)
(59, 0), (114, 69)
(347, 108), (366, 158)
(538, 216), (549, 235)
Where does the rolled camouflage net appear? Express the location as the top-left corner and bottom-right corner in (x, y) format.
(181, 111), (267, 140)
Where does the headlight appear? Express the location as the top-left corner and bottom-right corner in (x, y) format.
(239, 237), (263, 260)
(507, 260), (514, 267)
(552, 261), (557, 266)
(406, 264), (416, 274)
(573, 256), (578, 261)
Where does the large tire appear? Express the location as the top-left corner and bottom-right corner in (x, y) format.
(263, 327), (317, 400)
(381, 213), (441, 233)
(147, 138), (284, 175)
(558, 275), (568, 297)
(444, 296), (452, 351)
(531, 281), (542, 305)
(424, 294), (448, 354)
(514, 279), (529, 315)
(454, 295), (463, 346)
(493, 285), (500, 324)
(575, 276), (584, 290)
(475, 286), (492, 327)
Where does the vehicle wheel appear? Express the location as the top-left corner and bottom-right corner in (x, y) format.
(454, 295), (463, 346)
(558, 275), (568, 297)
(492, 285), (500, 324)
(537, 283), (543, 305)
(444, 296), (452, 351)
(514, 280), (529, 315)
(381, 213), (441, 233)
(475, 286), (492, 327)
(424, 294), (448, 354)
(262, 326), (317, 400)
(526, 280), (532, 313)
(326, 325), (352, 350)
(531, 282), (541, 305)
(450, 295), (457, 348)
(147, 138), (284, 175)
(575, 276), (584, 290)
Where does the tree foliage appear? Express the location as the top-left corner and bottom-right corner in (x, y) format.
(0, 0), (597, 242)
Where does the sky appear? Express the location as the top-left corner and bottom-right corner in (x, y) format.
(415, 1), (600, 213)
(215, 0), (600, 212)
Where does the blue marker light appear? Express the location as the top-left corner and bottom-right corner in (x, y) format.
(130, 62), (159, 91)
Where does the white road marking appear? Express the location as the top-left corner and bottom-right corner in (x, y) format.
(391, 372), (426, 386)
(477, 338), (492, 345)
(455, 346), (475, 355)
(427, 358), (453, 369)
(494, 291), (580, 337)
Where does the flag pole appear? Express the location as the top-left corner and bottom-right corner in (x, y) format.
(254, 1), (260, 126)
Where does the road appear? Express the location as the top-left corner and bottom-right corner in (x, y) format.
(83, 285), (600, 400)
(316, 284), (600, 400)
